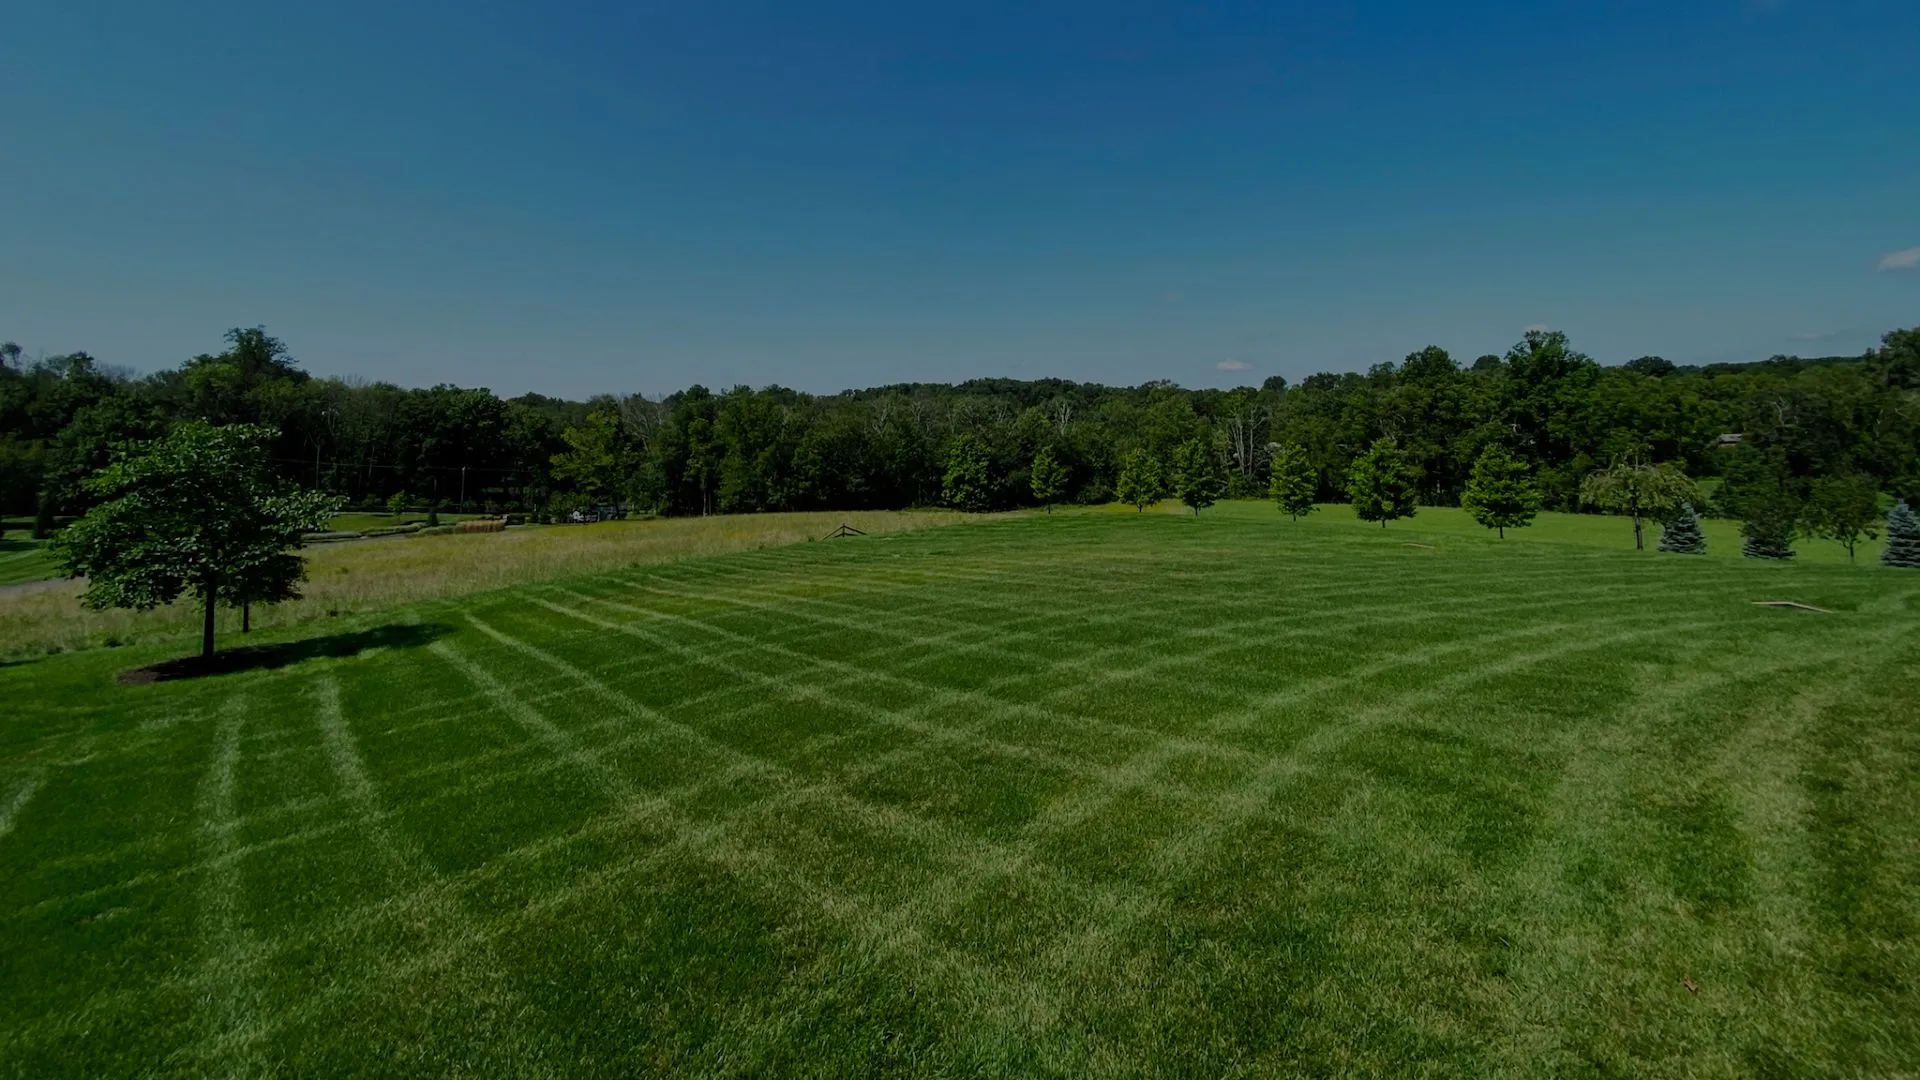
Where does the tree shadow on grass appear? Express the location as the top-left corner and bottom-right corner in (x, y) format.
(117, 623), (454, 684)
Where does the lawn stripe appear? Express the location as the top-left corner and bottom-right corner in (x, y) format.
(952, 613), (1734, 1066)
(426, 639), (634, 802)
(0, 769), (45, 844)
(1485, 619), (1916, 1072)
(713, 611), (1712, 1071)
(183, 696), (266, 1078)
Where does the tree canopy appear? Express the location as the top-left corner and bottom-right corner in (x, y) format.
(4, 324), (1917, 530)
(56, 423), (340, 659)
(1460, 445), (1540, 538)
(1267, 442), (1316, 521)
(1347, 438), (1418, 527)
(1171, 439), (1225, 515)
(1579, 458), (1697, 550)
(1029, 445), (1068, 513)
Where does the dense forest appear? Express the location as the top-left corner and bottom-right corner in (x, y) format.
(2, 325), (1916, 529)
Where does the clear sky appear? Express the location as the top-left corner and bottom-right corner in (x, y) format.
(4, 1), (1917, 399)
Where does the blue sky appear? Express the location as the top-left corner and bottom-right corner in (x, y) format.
(4, 1), (1917, 398)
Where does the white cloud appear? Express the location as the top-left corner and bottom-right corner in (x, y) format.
(1877, 247), (1920, 271)
(1215, 359), (1251, 372)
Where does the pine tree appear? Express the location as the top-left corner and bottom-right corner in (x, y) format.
(1460, 445), (1540, 539)
(1657, 501), (1706, 554)
(1029, 445), (1068, 513)
(1171, 438), (1225, 515)
(1267, 441), (1316, 521)
(1883, 501), (1920, 569)
(1115, 449), (1163, 513)
(1347, 437), (1418, 527)
(1741, 501), (1797, 560)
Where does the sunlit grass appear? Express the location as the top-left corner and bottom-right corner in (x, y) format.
(2, 511), (1916, 1076)
(0, 509), (982, 658)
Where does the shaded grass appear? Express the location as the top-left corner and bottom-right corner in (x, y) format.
(2, 511), (1917, 1076)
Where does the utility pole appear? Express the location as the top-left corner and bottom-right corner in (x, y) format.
(460, 465), (468, 508)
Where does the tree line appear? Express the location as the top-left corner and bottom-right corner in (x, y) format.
(3, 324), (1917, 534)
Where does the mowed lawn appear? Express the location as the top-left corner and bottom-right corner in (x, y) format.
(2, 512), (1917, 1077)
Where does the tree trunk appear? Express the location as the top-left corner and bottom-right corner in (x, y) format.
(243, 602), (251, 633)
(201, 586), (217, 660)
(1632, 514), (1644, 550)
(1498, 525), (1505, 539)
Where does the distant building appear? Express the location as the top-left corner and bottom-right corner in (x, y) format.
(1711, 433), (1743, 449)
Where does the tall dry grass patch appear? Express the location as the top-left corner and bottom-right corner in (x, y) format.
(0, 510), (984, 658)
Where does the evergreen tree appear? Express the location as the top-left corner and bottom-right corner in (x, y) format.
(1460, 444), (1540, 538)
(941, 434), (993, 511)
(1171, 438), (1225, 515)
(1657, 501), (1706, 554)
(1029, 445), (1067, 513)
(1267, 441), (1316, 521)
(1883, 501), (1920, 568)
(1347, 437), (1418, 528)
(1115, 449), (1162, 513)
(1741, 500), (1797, 560)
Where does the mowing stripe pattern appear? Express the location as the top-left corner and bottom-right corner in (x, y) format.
(2, 512), (1917, 1077)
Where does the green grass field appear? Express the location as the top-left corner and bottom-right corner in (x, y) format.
(0, 538), (59, 589)
(3, 509), (1917, 1076)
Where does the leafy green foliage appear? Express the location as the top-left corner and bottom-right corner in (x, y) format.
(55, 423), (340, 657)
(1883, 501), (1920, 569)
(1580, 457), (1697, 550)
(6, 322), (1920, 530)
(1460, 445), (1540, 538)
(1347, 437), (1418, 527)
(1029, 445), (1067, 512)
(1114, 449), (1163, 512)
(941, 434), (993, 512)
(1803, 474), (1881, 563)
(1171, 438), (1224, 515)
(549, 411), (637, 507)
(1657, 502), (1706, 554)
(1267, 441), (1316, 520)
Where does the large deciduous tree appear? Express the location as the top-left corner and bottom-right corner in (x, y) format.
(1171, 438), (1225, 515)
(1460, 444), (1540, 539)
(1347, 437), (1418, 527)
(1267, 441), (1316, 521)
(56, 423), (340, 660)
(1578, 457), (1696, 550)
